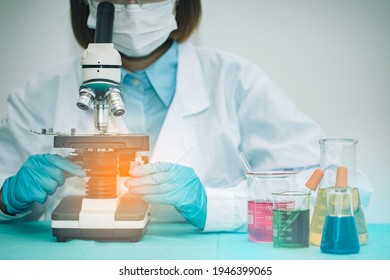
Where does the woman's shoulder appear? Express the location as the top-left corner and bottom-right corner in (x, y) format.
(7, 56), (82, 109)
(32, 56), (81, 85)
(179, 42), (268, 85)
(194, 45), (264, 73)
(187, 43), (265, 79)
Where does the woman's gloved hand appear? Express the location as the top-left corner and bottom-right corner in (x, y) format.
(1, 154), (86, 214)
(125, 162), (207, 230)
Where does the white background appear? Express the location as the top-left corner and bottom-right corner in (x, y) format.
(0, 0), (389, 223)
(1, 260), (388, 279)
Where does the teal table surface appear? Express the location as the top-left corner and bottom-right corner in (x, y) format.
(0, 222), (389, 260)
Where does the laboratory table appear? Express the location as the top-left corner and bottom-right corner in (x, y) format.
(0, 222), (389, 260)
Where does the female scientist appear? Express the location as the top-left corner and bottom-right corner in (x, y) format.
(0, 0), (371, 231)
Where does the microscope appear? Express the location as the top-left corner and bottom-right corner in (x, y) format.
(49, 2), (150, 242)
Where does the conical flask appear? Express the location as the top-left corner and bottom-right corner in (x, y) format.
(320, 186), (360, 254)
(310, 139), (368, 246)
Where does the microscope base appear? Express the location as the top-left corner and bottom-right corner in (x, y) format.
(51, 194), (149, 242)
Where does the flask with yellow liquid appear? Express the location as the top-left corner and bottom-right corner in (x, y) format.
(310, 139), (368, 246)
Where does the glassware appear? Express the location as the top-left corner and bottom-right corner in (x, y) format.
(272, 191), (310, 248)
(247, 171), (297, 243)
(320, 187), (360, 254)
(310, 139), (368, 246)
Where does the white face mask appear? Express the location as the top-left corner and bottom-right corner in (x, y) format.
(87, 1), (178, 57)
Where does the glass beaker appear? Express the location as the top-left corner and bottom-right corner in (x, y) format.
(272, 191), (310, 248)
(247, 171), (297, 243)
(310, 139), (368, 246)
(320, 187), (360, 254)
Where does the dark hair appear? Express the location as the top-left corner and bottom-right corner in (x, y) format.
(69, 0), (202, 49)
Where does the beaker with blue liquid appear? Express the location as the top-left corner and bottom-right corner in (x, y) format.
(320, 186), (360, 254)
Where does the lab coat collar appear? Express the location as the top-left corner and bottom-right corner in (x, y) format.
(144, 40), (178, 108)
(173, 42), (210, 116)
(151, 42), (210, 162)
(120, 40), (178, 108)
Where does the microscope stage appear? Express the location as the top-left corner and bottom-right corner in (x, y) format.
(51, 194), (149, 242)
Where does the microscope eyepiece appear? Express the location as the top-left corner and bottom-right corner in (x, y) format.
(94, 2), (115, 44)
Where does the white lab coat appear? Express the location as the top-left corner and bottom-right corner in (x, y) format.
(0, 42), (372, 230)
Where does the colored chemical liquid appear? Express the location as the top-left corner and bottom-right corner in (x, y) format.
(273, 209), (310, 248)
(248, 200), (273, 242)
(353, 189), (369, 245)
(320, 216), (360, 254)
(310, 188), (327, 245)
(310, 188), (368, 246)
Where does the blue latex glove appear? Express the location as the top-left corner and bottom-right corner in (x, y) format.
(1, 154), (86, 214)
(125, 162), (207, 230)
